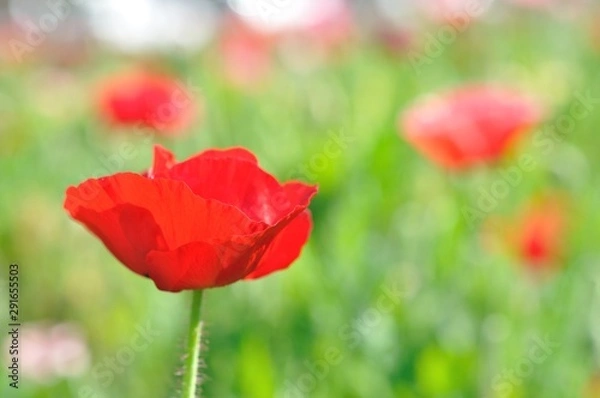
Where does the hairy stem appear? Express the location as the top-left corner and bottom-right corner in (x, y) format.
(181, 289), (204, 398)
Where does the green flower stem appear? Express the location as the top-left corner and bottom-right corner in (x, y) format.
(181, 289), (204, 398)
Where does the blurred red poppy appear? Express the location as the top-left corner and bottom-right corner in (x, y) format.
(64, 146), (317, 292)
(97, 71), (197, 134)
(481, 196), (568, 271)
(400, 84), (542, 169)
(513, 198), (567, 270)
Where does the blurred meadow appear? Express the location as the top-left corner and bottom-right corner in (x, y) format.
(2, 0), (600, 397)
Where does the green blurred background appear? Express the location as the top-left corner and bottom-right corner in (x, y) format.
(2, 1), (600, 397)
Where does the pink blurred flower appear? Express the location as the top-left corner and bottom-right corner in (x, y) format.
(4, 323), (90, 383)
(219, 16), (275, 88)
(420, 0), (489, 24)
(292, 0), (353, 52)
(229, 0), (354, 66)
(0, 22), (26, 65)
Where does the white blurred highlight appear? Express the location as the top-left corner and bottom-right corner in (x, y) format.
(84, 0), (218, 52)
(228, 0), (347, 33)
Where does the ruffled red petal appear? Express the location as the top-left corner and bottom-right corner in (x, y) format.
(149, 146), (258, 179)
(67, 204), (167, 276)
(148, 145), (314, 225)
(144, 184), (317, 291)
(147, 145), (176, 178)
(245, 210), (313, 280)
(196, 147), (258, 164)
(64, 173), (265, 280)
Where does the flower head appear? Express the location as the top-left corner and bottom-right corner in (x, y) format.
(481, 196), (568, 272)
(400, 84), (542, 170)
(64, 146), (317, 292)
(96, 71), (197, 134)
(513, 198), (567, 269)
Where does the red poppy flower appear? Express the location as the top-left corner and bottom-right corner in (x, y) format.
(97, 71), (197, 134)
(64, 145), (317, 292)
(481, 196), (568, 272)
(513, 198), (567, 270)
(400, 84), (542, 169)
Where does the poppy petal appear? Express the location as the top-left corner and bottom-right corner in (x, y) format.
(146, 241), (222, 291)
(148, 145), (176, 178)
(68, 204), (166, 276)
(146, 235), (269, 291)
(167, 157), (289, 224)
(403, 131), (466, 169)
(146, 145), (257, 176)
(64, 173), (265, 278)
(146, 195), (316, 291)
(282, 182), (319, 206)
(245, 210), (313, 280)
(197, 147), (258, 164)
